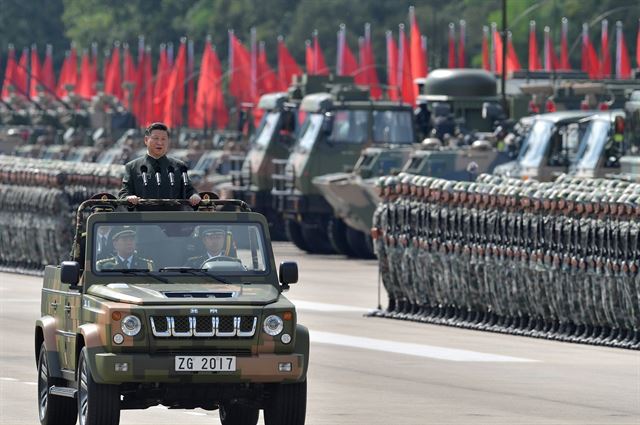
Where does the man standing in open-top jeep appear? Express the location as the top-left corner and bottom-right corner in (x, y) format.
(118, 122), (201, 206)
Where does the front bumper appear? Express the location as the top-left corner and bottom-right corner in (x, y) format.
(90, 352), (306, 385)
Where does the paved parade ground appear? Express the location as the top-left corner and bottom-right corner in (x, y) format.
(0, 242), (638, 424)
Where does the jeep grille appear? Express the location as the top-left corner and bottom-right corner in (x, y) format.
(150, 316), (258, 338)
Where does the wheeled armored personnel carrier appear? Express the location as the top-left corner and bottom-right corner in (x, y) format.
(34, 196), (308, 425)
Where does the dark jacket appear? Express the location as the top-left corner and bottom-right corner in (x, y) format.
(118, 154), (196, 199)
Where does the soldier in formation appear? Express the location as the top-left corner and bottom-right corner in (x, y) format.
(0, 156), (123, 272)
(371, 172), (640, 348)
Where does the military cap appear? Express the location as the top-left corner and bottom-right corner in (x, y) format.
(112, 226), (136, 240)
(200, 226), (226, 237)
(375, 176), (386, 188)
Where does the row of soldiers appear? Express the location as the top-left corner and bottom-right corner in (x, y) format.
(371, 172), (640, 349)
(0, 156), (122, 272)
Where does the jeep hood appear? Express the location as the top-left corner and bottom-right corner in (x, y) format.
(87, 283), (280, 305)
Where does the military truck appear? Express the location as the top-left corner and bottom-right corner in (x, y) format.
(34, 197), (308, 425)
(493, 110), (595, 181)
(271, 85), (415, 254)
(570, 110), (626, 178)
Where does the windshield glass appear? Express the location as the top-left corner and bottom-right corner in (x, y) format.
(296, 113), (324, 151)
(574, 119), (610, 169)
(518, 119), (554, 168)
(253, 112), (280, 148)
(93, 222), (269, 276)
(372, 110), (414, 144)
(329, 109), (369, 144)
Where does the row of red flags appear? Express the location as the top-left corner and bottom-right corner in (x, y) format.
(2, 16), (640, 129)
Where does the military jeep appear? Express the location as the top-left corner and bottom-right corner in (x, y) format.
(35, 197), (308, 425)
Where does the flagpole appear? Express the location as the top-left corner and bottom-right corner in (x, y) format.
(501, 0), (507, 112)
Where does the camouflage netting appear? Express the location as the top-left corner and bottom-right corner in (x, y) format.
(371, 172), (640, 349)
(0, 155), (123, 274)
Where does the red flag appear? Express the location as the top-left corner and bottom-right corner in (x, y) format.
(77, 50), (94, 100)
(139, 48), (154, 125)
(104, 44), (123, 100)
(458, 20), (466, 68)
(305, 40), (314, 74)
(616, 21), (632, 79)
(229, 31), (252, 104)
(493, 26), (520, 76)
(56, 46), (77, 98)
(312, 31), (329, 75)
(637, 19), (640, 68)
(15, 48), (29, 96)
(152, 45), (170, 122)
(544, 26), (559, 71)
(1, 46), (16, 100)
(42, 45), (55, 93)
(257, 41), (278, 94)
(398, 24), (415, 105)
(194, 39), (213, 129)
(362, 23), (382, 99)
(163, 39), (187, 127)
(29, 46), (42, 98)
(529, 21), (541, 71)
(600, 20), (611, 78)
(560, 18), (570, 70)
(277, 36), (302, 90)
(187, 39), (196, 127)
(409, 7), (427, 78)
(507, 32), (522, 73)
(386, 30), (399, 101)
(448, 23), (456, 68)
(195, 41), (227, 129)
(582, 24), (600, 79)
(123, 44), (136, 83)
(337, 24), (359, 77)
(482, 26), (490, 71)
(492, 24), (503, 75)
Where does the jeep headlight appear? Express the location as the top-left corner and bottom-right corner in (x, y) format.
(121, 315), (142, 336)
(263, 315), (284, 336)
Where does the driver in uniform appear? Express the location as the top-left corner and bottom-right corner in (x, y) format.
(186, 226), (235, 268)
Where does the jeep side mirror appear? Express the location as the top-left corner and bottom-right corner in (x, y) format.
(279, 261), (298, 285)
(61, 261), (80, 287)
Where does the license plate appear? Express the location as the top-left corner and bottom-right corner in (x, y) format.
(174, 356), (236, 372)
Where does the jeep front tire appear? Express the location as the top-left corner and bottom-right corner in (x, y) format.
(37, 343), (77, 425)
(77, 347), (120, 425)
(264, 380), (307, 425)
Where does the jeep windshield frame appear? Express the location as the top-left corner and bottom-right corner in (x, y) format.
(87, 214), (274, 284)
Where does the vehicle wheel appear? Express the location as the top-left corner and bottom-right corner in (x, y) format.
(219, 402), (259, 425)
(327, 218), (355, 256)
(37, 343), (77, 425)
(301, 227), (334, 254)
(284, 219), (309, 251)
(264, 380), (307, 425)
(346, 227), (376, 259)
(77, 347), (120, 425)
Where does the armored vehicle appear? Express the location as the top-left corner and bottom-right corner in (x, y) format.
(416, 68), (506, 138)
(493, 110), (595, 181)
(271, 86), (415, 254)
(314, 138), (512, 258)
(35, 197), (308, 425)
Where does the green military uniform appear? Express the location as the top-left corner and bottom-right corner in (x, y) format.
(97, 254), (154, 271)
(118, 154), (196, 199)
